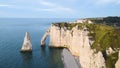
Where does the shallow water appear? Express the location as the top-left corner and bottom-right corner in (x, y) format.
(0, 18), (77, 68)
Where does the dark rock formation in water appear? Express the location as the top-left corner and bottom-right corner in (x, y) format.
(21, 32), (32, 52)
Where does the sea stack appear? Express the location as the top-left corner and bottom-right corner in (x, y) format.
(21, 32), (32, 52)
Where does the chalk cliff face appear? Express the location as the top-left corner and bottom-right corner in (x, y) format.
(21, 32), (32, 52)
(115, 51), (120, 68)
(48, 24), (106, 68)
(41, 29), (50, 46)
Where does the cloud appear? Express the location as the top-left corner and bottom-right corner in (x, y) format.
(0, 0), (77, 18)
(0, 4), (12, 7)
(0, 4), (25, 10)
(36, 7), (73, 12)
(92, 0), (120, 6)
(0, 0), (75, 12)
(65, 0), (78, 2)
(40, 1), (55, 6)
(37, 1), (75, 12)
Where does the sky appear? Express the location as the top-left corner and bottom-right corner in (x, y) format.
(0, 0), (120, 18)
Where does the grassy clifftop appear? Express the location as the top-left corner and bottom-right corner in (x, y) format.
(53, 22), (120, 51)
(53, 22), (84, 30)
(86, 24), (120, 51)
(86, 23), (120, 68)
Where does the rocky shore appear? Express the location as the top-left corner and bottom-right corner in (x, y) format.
(61, 48), (81, 68)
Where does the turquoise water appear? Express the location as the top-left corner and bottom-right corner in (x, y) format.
(0, 18), (77, 68)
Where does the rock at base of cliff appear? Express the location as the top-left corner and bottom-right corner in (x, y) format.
(21, 49), (32, 52)
(61, 48), (81, 68)
(21, 32), (32, 52)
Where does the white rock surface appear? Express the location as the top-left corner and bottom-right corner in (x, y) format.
(41, 29), (50, 46)
(115, 51), (120, 68)
(79, 30), (106, 68)
(21, 32), (32, 52)
(106, 47), (115, 55)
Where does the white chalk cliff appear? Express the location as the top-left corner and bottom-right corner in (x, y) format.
(21, 32), (32, 52)
(41, 24), (106, 68)
(41, 29), (50, 46)
(115, 51), (120, 68)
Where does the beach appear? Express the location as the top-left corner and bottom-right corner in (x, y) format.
(61, 48), (81, 68)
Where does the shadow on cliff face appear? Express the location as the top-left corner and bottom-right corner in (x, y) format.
(102, 50), (107, 60)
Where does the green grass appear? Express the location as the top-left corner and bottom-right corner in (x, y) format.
(53, 23), (84, 30)
(86, 23), (120, 68)
(106, 52), (118, 68)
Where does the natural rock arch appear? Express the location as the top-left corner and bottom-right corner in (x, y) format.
(41, 29), (50, 46)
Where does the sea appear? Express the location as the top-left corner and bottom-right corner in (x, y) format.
(0, 18), (77, 68)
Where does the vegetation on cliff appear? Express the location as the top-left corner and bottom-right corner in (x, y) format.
(87, 16), (120, 25)
(53, 22), (84, 30)
(106, 52), (118, 68)
(86, 23), (120, 68)
(86, 23), (120, 51)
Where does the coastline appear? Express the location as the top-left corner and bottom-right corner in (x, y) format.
(61, 48), (81, 68)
